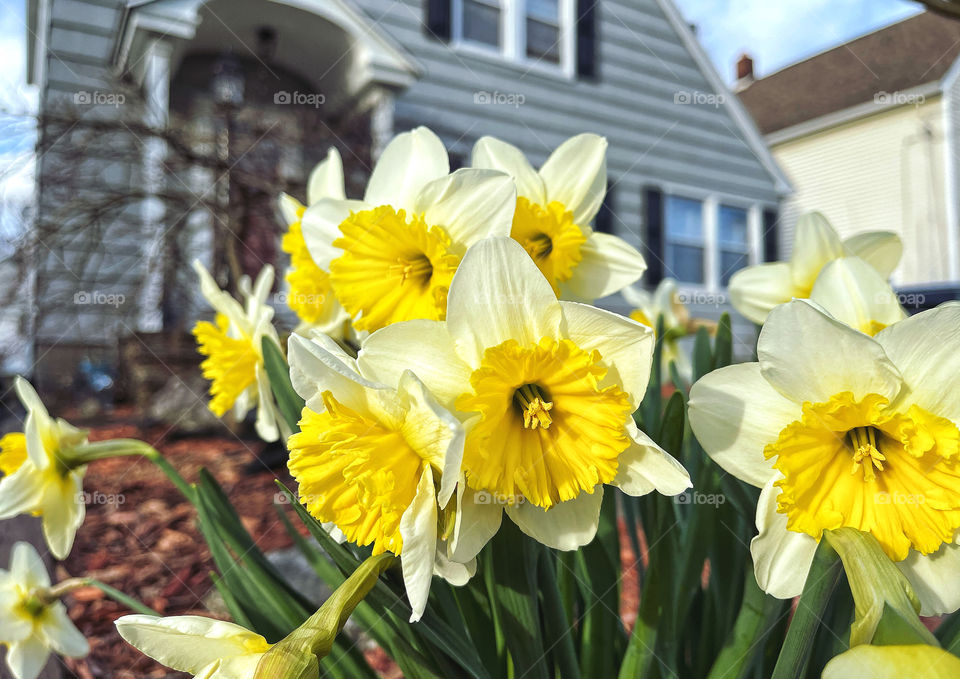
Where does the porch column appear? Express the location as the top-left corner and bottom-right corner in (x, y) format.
(137, 37), (173, 332)
(369, 87), (395, 161)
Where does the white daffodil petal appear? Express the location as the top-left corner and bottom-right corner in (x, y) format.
(10, 541), (50, 589)
(896, 538), (960, 616)
(788, 212), (844, 290)
(0, 588), (32, 643)
(396, 370), (464, 507)
(539, 133), (608, 225)
(450, 482), (502, 563)
(301, 198), (370, 270)
(758, 300), (902, 405)
(563, 232), (647, 301)
(843, 231), (903, 279)
(417, 169), (516, 250)
(7, 634), (50, 679)
(434, 546), (476, 586)
(446, 237), (563, 366)
(560, 301), (654, 409)
(358, 320), (472, 411)
(728, 262), (795, 325)
(307, 147), (346, 204)
(192, 261), (247, 326)
(216, 653), (273, 678)
(471, 136), (546, 203)
(0, 465), (44, 519)
(14, 378), (48, 428)
(400, 467), (439, 622)
(750, 478), (817, 599)
(614, 423), (691, 496)
(278, 193), (303, 227)
(40, 472), (85, 560)
(875, 303), (960, 422)
(253, 363), (280, 443)
(42, 603), (89, 657)
(364, 127), (449, 212)
(688, 363), (800, 488)
(287, 334), (374, 413)
(810, 257), (906, 334)
(506, 487), (603, 551)
(115, 615), (267, 673)
(822, 644), (960, 679)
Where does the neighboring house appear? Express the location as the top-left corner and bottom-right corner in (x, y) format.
(25, 0), (788, 385)
(739, 10), (960, 290)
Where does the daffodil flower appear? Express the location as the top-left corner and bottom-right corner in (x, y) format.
(355, 237), (690, 555)
(689, 300), (960, 615)
(115, 614), (271, 678)
(822, 644), (960, 679)
(0, 542), (88, 679)
(0, 378), (88, 559)
(729, 212), (902, 325)
(300, 127), (516, 332)
(285, 332), (468, 621)
(622, 278), (710, 380)
(472, 134), (646, 300)
(278, 148), (350, 335)
(809, 256), (906, 335)
(192, 261), (286, 442)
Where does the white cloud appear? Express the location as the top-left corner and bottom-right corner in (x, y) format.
(674, 0), (921, 80)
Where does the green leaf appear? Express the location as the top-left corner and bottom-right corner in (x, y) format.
(488, 520), (550, 679)
(692, 326), (713, 381)
(771, 539), (843, 679)
(712, 313), (733, 370)
(262, 335), (305, 432)
(706, 571), (785, 679)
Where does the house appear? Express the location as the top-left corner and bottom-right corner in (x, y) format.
(24, 0), (789, 387)
(738, 10), (960, 293)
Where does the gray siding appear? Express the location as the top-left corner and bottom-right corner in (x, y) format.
(352, 0), (782, 256)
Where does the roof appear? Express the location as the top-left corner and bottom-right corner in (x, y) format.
(739, 11), (960, 135)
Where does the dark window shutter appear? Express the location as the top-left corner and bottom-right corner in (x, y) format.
(576, 0), (597, 79)
(762, 207), (779, 262)
(594, 181), (615, 234)
(425, 0), (452, 41)
(643, 186), (664, 283)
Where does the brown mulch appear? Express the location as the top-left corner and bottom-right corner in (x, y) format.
(58, 415), (299, 678)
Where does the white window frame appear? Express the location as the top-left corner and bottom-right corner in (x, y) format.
(662, 191), (766, 293)
(451, 0), (576, 78)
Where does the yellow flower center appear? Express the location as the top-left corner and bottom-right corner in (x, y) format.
(330, 206), (460, 332)
(287, 392), (428, 555)
(456, 337), (632, 509)
(766, 391), (960, 560)
(193, 313), (260, 417)
(0, 432), (27, 476)
(281, 218), (338, 327)
(629, 309), (654, 329)
(511, 197), (587, 294)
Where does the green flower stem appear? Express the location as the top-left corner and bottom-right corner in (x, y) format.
(771, 538), (843, 679)
(706, 570), (786, 679)
(64, 438), (195, 500)
(83, 578), (160, 616)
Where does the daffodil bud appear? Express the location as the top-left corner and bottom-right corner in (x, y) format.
(823, 527), (937, 647)
(253, 553), (395, 678)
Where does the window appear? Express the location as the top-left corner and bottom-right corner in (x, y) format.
(718, 205), (749, 286)
(664, 196), (704, 284)
(462, 0), (501, 48)
(594, 182), (615, 234)
(453, 0), (574, 73)
(526, 0), (560, 63)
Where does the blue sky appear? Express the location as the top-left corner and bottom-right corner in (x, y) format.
(674, 0), (921, 80)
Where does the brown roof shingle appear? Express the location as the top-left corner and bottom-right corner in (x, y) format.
(739, 11), (960, 135)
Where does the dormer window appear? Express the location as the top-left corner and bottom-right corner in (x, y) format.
(451, 0), (576, 75)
